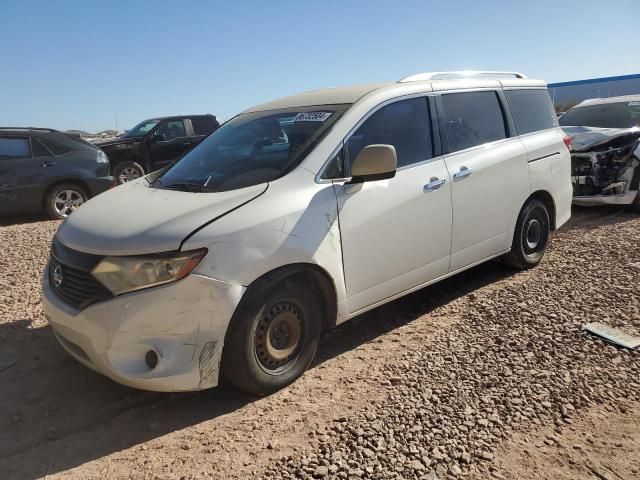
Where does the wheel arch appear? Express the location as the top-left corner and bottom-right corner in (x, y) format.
(527, 190), (557, 230)
(42, 178), (91, 207)
(237, 263), (338, 333)
(108, 150), (148, 173)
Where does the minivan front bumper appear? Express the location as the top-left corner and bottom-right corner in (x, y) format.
(43, 270), (245, 392)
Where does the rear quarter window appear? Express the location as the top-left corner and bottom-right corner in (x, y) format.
(505, 89), (558, 135)
(31, 138), (52, 157)
(40, 139), (71, 155)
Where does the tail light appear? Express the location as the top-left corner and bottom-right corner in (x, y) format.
(563, 135), (573, 151)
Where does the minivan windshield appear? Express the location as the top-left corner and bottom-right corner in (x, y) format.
(559, 101), (640, 129)
(123, 119), (160, 138)
(155, 105), (348, 192)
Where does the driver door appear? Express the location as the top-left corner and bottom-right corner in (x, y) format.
(333, 97), (453, 313)
(149, 119), (191, 171)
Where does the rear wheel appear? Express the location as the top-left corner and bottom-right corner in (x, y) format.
(45, 184), (88, 219)
(113, 161), (145, 184)
(222, 280), (322, 395)
(503, 199), (550, 270)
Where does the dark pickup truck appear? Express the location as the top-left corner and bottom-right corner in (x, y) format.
(96, 114), (220, 183)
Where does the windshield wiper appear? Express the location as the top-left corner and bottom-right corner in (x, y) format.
(160, 182), (214, 192)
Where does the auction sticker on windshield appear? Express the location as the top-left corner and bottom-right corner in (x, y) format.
(294, 112), (333, 122)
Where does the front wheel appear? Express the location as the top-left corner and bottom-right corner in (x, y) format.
(222, 281), (322, 395)
(113, 161), (145, 184)
(45, 184), (88, 219)
(503, 199), (550, 270)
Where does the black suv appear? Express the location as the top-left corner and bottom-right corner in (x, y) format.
(96, 114), (220, 183)
(0, 128), (114, 219)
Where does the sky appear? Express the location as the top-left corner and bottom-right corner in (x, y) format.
(1, 0), (638, 133)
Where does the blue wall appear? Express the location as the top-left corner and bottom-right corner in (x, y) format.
(548, 74), (640, 108)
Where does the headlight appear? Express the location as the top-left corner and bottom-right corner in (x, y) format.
(96, 150), (109, 164)
(91, 249), (207, 295)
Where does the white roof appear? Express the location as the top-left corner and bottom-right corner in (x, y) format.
(577, 94), (640, 106)
(243, 71), (546, 112)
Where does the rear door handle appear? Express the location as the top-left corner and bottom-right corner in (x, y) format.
(41, 160), (56, 167)
(453, 166), (473, 180)
(424, 177), (447, 192)
(0, 184), (9, 189)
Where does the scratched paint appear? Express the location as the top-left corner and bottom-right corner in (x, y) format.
(198, 341), (218, 388)
(325, 213), (338, 252)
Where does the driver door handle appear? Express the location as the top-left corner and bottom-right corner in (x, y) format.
(0, 184), (9, 189)
(424, 177), (447, 192)
(453, 166), (473, 180)
(41, 160), (56, 167)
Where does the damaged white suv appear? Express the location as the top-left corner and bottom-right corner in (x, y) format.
(43, 71), (572, 394)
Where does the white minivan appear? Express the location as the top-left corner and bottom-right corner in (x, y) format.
(43, 71), (572, 394)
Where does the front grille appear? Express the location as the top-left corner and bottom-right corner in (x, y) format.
(49, 255), (113, 310)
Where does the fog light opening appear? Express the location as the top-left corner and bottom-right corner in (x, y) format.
(145, 350), (159, 369)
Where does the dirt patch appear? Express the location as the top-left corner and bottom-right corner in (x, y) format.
(0, 207), (638, 480)
(484, 403), (640, 480)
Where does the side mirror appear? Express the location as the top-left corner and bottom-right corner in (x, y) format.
(152, 133), (166, 142)
(350, 144), (397, 182)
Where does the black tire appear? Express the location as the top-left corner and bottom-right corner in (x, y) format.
(45, 184), (88, 220)
(222, 279), (322, 395)
(113, 160), (145, 184)
(503, 199), (550, 270)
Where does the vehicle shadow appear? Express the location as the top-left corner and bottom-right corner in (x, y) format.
(0, 212), (52, 227)
(0, 259), (514, 479)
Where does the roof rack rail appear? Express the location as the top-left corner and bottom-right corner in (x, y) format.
(0, 127), (58, 132)
(399, 71), (527, 83)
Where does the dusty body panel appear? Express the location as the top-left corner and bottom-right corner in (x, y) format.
(563, 126), (640, 207)
(56, 179), (267, 255)
(183, 167), (349, 320)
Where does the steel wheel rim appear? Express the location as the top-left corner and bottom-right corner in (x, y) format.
(53, 190), (84, 217)
(522, 210), (547, 256)
(525, 218), (542, 250)
(255, 301), (303, 374)
(119, 167), (141, 183)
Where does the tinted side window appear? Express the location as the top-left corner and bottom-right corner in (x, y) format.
(346, 97), (433, 169)
(0, 138), (30, 159)
(31, 138), (52, 157)
(192, 116), (219, 136)
(442, 91), (506, 153)
(157, 120), (186, 140)
(40, 139), (70, 155)
(505, 89), (558, 135)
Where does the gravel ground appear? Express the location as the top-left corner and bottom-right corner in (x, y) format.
(0, 208), (638, 480)
(263, 210), (640, 480)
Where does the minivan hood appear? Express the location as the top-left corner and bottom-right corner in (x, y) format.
(56, 180), (267, 256)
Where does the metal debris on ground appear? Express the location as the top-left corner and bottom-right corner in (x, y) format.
(583, 322), (640, 349)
